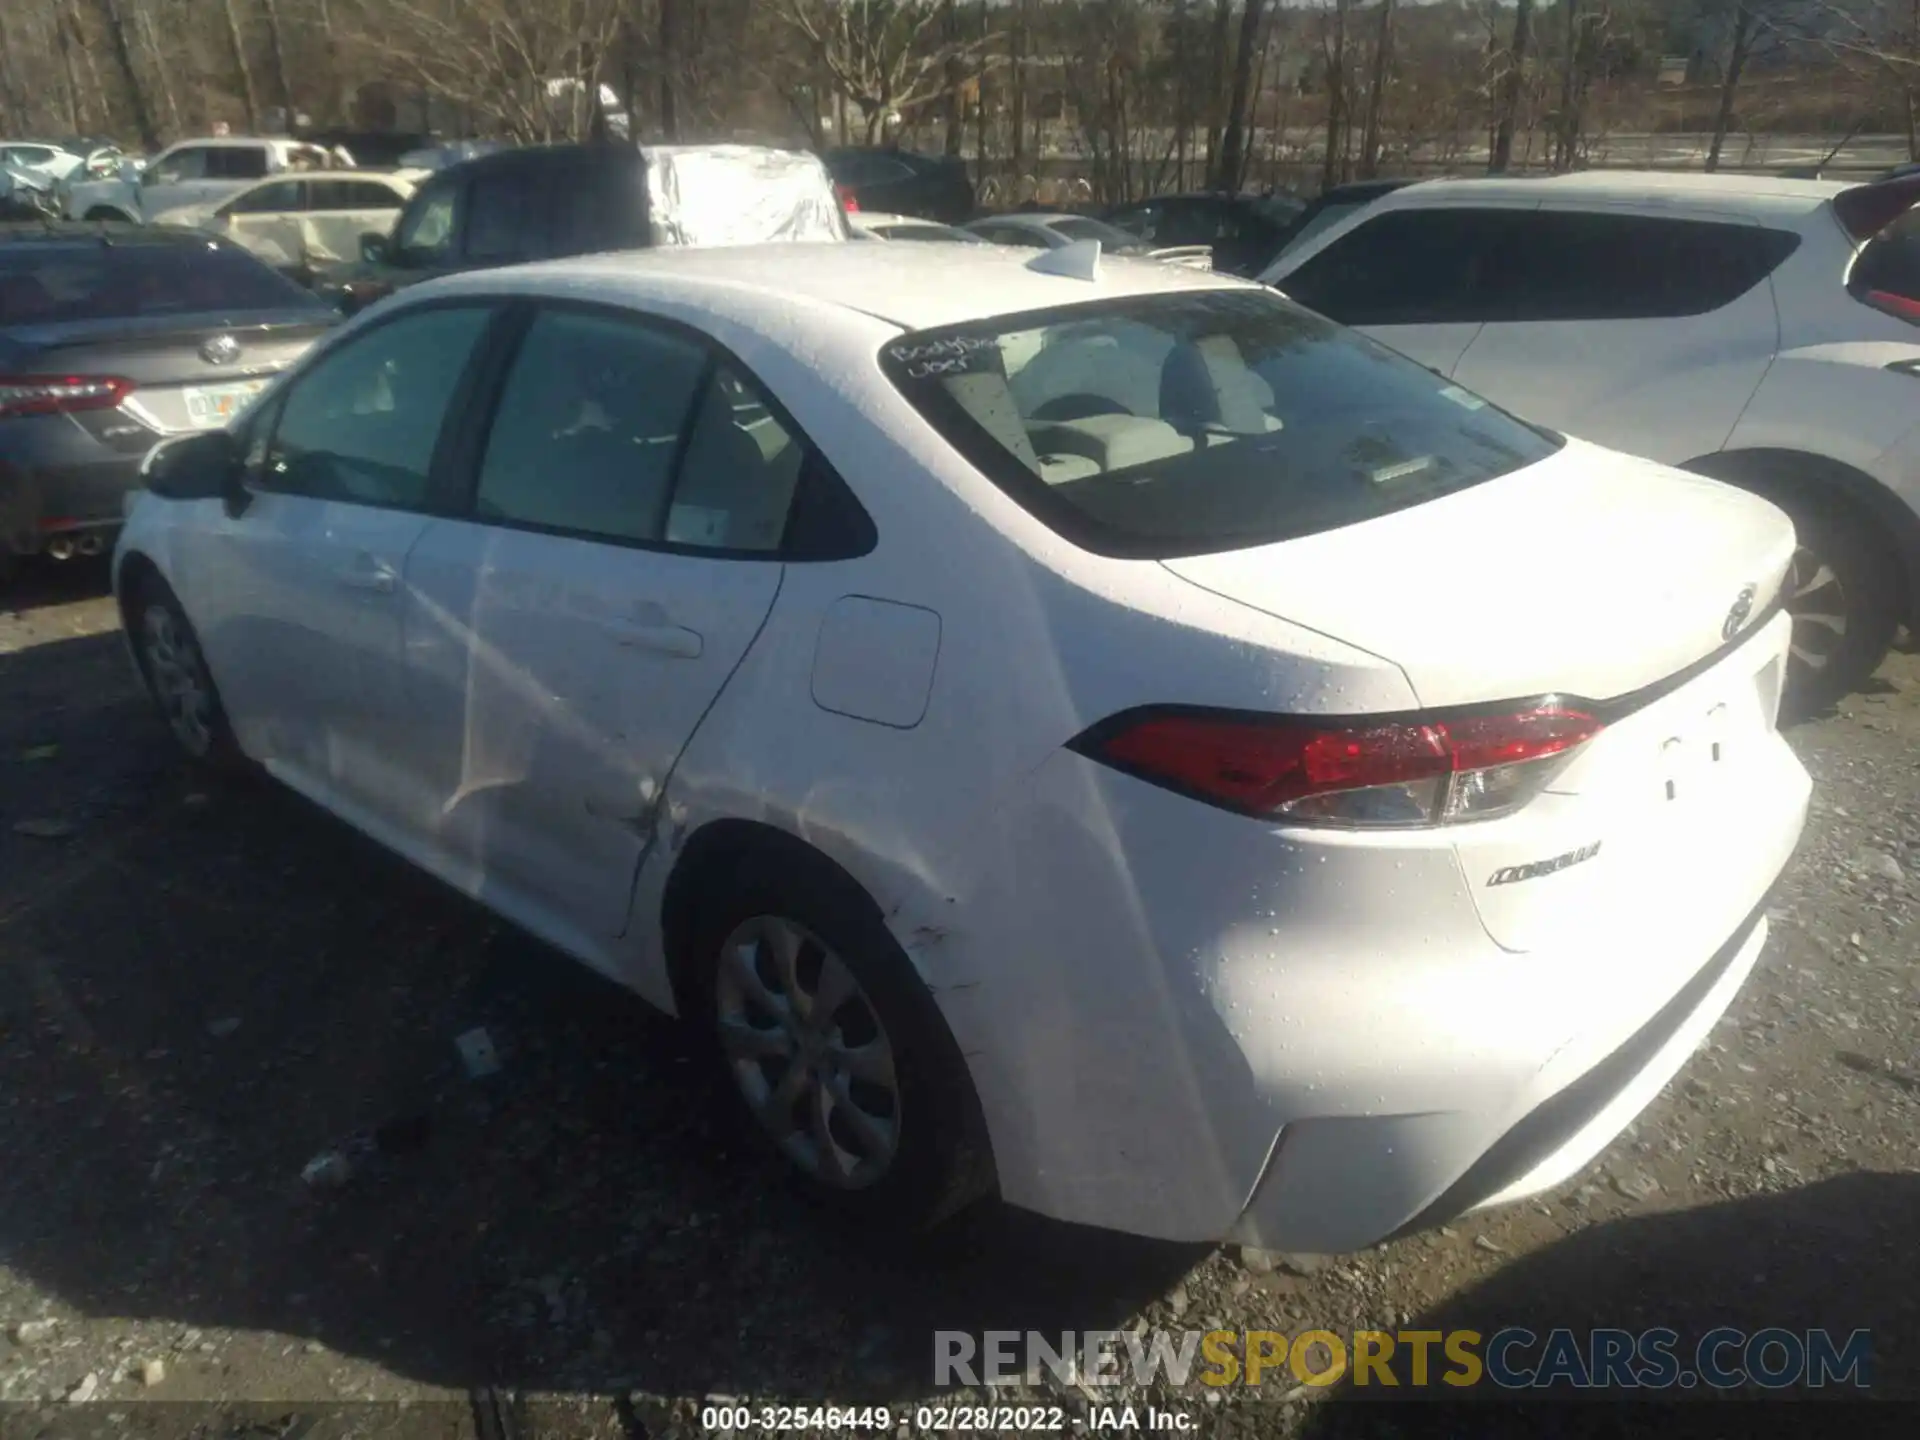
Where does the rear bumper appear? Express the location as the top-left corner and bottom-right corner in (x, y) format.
(1235, 902), (1774, 1253)
(2, 453), (144, 555)
(942, 675), (1810, 1249)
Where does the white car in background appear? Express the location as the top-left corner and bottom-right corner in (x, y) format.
(0, 142), (88, 183)
(115, 243), (1807, 1249)
(851, 211), (985, 244)
(152, 170), (420, 274)
(64, 137), (343, 224)
(967, 211), (1215, 270)
(1261, 169), (1920, 708)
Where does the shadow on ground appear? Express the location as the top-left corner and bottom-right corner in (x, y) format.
(0, 630), (1200, 1401)
(1296, 1173), (1915, 1436)
(0, 555), (113, 618)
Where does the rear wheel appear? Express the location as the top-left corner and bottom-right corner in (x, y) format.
(1775, 499), (1899, 715)
(684, 851), (991, 1232)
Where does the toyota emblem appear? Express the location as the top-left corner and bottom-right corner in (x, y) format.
(1722, 584), (1758, 641)
(200, 334), (242, 366)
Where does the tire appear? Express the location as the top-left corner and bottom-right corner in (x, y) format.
(84, 207), (130, 223)
(126, 577), (246, 770)
(683, 848), (992, 1233)
(1775, 497), (1900, 716)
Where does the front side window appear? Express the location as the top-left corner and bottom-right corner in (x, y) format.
(149, 147), (210, 185)
(1279, 208), (1523, 326)
(475, 310), (708, 543)
(265, 306), (493, 508)
(883, 289), (1561, 558)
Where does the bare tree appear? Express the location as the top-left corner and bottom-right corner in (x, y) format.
(220, 0), (262, 130)
(1491, 0), (1536, 172)
(1360, 0), (1398, 178)
(92, 0), (160, 149)
(1807, 0), (1920, 159)
(775, 0), (995, 145)
(1706, 2), (1760, 171)
(262, 0), (295, 119)
(1322, 0), (1352, 189)
(1213, 0), (1267, 190)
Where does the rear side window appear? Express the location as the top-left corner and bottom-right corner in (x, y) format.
(224, 179), (304, 215)
(1492, 211), (1799, 321)
(0, 240), (324, 324)
(882, 289), (1562, 559)
(206, 147), (270, 180)
(310, 179), (405, 210)
(1279, 208), (1523, 325)
(465, 169), (548, 263)
(549, 162), (646, 254)
(1850, 206), (1920, 321)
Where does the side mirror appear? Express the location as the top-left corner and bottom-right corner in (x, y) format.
(359, 232), (389, 265)
(140, 430), (246, 511)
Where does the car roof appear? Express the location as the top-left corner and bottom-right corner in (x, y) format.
(0, 221), (230, 248)
(978, 212), (1075, 227)
(429, 240), (1247, 331)
(1383, 169), (1846, 218)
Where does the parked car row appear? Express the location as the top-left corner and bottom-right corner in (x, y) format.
(5, 144), (1918, 1258)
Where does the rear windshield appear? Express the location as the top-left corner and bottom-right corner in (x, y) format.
(1851, 205), (1920, 307)
(0, 239), (322, 326)
(1051, 217), (1151, 251)
(881, 288), (1562, 558)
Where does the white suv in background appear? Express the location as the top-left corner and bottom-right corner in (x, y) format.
(62, 137), (341, 224)
(1262, 170), (1920, 709)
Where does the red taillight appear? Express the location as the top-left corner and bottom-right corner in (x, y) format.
(1078, 704), (1603, 828)
(0, 374), (135, 419)
(835, 183), (861, 214)
(1860, 288), (1920, 325)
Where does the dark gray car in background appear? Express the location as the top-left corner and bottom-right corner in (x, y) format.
(1, 223), (335, 580)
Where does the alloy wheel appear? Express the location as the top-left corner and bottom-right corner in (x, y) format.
(1783, 544), (1847, 686)
(714, 915), (901, 1189)
(140, 604), (215, 757)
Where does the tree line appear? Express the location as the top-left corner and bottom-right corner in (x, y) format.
(0, 2), (1915, 201)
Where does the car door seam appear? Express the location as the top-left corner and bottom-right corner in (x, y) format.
(616, 561), (789, 939)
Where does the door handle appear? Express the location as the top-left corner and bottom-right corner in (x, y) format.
(338, 555), (397, 594)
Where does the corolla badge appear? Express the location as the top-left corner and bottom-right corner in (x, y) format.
(199, 334), (242, 366)
(1722, 583), (1758, 641)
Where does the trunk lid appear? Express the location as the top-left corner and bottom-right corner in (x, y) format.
(4, 310), (333, 437)
(1161, 440), (1796, 708)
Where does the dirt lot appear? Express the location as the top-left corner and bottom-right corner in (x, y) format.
(2, 560), (1917, 1437)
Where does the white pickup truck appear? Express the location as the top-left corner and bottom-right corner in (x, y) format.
(63, 137), (344, 223)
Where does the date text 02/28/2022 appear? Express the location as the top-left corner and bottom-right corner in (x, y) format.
(698, 1404), (1195, 1432)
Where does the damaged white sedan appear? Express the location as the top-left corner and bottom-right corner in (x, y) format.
(114, 240), (1808, 1246)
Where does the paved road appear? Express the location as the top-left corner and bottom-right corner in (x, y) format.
(1, 562), (1916, 1435)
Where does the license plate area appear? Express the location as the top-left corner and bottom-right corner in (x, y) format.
(1655, 691), (1753, 805)
(182, 379), (269, 428)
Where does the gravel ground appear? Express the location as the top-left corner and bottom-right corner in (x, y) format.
(2, 559), (1916, 1438)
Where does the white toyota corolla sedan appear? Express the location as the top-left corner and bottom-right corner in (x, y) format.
(113, 240), (1810, 1250)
